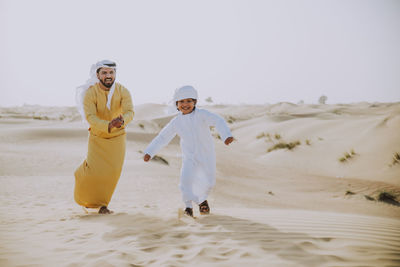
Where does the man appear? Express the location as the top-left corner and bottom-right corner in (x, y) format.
(74, 60), (134, 214)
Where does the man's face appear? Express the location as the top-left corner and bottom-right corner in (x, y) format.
(97, 68), (116, 89)
(177, 98), (196, 114)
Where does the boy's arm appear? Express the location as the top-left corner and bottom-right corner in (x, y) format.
(144, 118), (177, 158)
(202, 110), (233, 142)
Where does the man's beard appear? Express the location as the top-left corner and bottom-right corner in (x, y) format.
(100, 78), (115, 88)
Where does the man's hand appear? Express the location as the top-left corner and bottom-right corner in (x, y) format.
(108, 115), (124, 132)
(113, 115), (124, 128)
(224, 136), (234, 145)
(144, 154), (151, 162)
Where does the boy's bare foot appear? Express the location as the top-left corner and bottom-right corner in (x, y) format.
(199, 200), (210, 215)
(98, 206), (113, 214)
(184, 207), (193, 217)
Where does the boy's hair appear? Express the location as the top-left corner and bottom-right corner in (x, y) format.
(176, 98), (197, 106)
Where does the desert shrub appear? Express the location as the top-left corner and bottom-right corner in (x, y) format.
(258, 132), (306, 152)
(378, 191), (396, 202)
(205, 97), (213, 103)
(152, 155), (169, 165)
(339, 149), (357, 163)
(257, 132), (273, 143)
(318, 95), (328, 104)
(364, 195), (375, 201)
(257, 132), (282, 143)
(392, 152), (400, 166)
(227, 116), (236, 124)
(267, 141), (301, 152)
(256, 132), (266, 139)
(377, 191), (400, 206)
(138, 150), (169, 165)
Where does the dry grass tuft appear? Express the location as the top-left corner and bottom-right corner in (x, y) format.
(138, 150), (169, 165)
(257, 132), (303, 152)
(339, 149), (357, 163)
(364, 195), (375, 201)
(378, 191), (396, 201)
(257, 132), (313, 152)
(257, 132), (275, 143)
(267, 141), (301, 152)
(227, 116), (236, 124)
(274, 134), (281, 140)
(391, 152), (400, 166)
(152, 155), (169, 165)
(256, 132), (266, 139)
(377, 191), (400, 207)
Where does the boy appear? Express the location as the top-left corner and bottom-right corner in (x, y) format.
(143, 85), (234, 217)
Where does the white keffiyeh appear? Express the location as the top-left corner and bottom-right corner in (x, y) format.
(76, 60), (117, 124)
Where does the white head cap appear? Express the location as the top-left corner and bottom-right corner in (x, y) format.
(173, 85), (198, 103)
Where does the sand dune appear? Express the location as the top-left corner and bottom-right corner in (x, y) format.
(1, 102), (399, 267)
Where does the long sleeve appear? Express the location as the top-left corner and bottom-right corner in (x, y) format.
(144, 118), (177, 157)
(84, 89), (110, 133)
(121, 87), (134, 125)
(202, 110), (232, 142)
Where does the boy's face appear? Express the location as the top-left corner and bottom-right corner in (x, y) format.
(177, 98), (196, 115)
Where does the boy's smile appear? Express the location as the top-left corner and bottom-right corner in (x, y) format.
(177, 98), (196, 115)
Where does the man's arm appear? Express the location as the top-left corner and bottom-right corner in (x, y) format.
(84, 89), (110, 133)
(120, 87), (134, 125)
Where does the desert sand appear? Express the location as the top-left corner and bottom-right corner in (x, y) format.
(0, 102), (399, 267)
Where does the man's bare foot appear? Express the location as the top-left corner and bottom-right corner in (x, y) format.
(98, 206), (113, 214)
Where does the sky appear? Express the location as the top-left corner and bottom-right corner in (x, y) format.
(1, 0), (399, 107)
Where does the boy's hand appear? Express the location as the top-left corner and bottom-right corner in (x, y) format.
(224, 136), (234, 145)
(144, 154), (151, 162)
